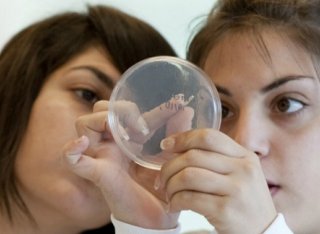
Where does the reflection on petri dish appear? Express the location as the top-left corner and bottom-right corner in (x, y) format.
(108, 56), (221, 170)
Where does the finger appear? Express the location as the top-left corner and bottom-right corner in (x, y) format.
(160, 128), (247, 158)
(169, 150), (237, 174)
(65, 149), (121, 188)
(124, 96), (194, 145)
(94, 101), (131, 141)
(158, 150), (237, 190)
(148, 107), (194, 165)
(93, 101), (134, 141)
(143, 94), (194, 132)
(112, 100), (149, 135)
(63, 136), (129, 185)
(165, 167), (230, 200)
(67, 153), (101, 183)
(111, 96), (193, 144)
(168, 190), (226, 216)
(63, 135), (90, 165)
(76, 111), (112, 143)
(165, 107), (194, 136)
(93, 100), (108, 112)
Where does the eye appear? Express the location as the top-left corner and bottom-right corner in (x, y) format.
(75, 89), (99, 104)
(221, 103), (234, 120)
(274, 97), (305, 114)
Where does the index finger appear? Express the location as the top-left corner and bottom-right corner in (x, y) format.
(160, 129), (247, 158)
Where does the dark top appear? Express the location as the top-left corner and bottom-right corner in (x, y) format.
(81, 223), (115, 234)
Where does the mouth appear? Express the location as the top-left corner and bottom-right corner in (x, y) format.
(267, 181), (280, 196)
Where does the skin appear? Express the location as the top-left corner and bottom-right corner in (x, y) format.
(160, 31), (320, 233)
(5, 46), (121, 234)
(62, 30), (320, 233)
(62, 92), (192, 230)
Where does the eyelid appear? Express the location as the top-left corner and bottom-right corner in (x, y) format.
(74, 88), (100, 104)
(71, 79), (111, 101)
(221, 100), (236, 120)
(272, 95), (307, 115)
(70, 66), (115, 90)
(67, 68), (113, 95)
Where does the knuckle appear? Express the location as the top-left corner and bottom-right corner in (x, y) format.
(197, 129), (216, 145)
(178, 168), (195, 184)
(75, 116), (86, 130)
(183, 150), (199, 164)
(171, 191), (194, 210)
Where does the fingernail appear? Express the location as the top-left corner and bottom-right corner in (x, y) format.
(137, 116), (150, 135)
(160, 137), (175, 150)
(66, 153), (81, 165)
(119, 125), (130, 141)
(76, 135), (86, 144)
(154, 175), (161, 190)
(66, 136), (86, 164)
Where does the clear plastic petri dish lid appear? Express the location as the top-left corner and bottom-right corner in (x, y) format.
(108, 56), (221, 170)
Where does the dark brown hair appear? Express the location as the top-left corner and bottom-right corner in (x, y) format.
(188, 0), (320, 69)
(0, 5), (175, 222)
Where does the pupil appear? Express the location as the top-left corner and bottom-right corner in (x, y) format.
(222, 106), (228, 118)
(83, 90), (95, 101)
(278, 99), (289, 112)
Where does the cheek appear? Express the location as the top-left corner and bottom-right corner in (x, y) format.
(277, 124), (320, 186)
(15, 98), (82, 174)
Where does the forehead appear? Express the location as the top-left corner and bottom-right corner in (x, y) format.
(203, 30), (316, 86)
(58, 46), (121, 82)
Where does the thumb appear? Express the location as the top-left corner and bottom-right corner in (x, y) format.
(63, 135), (101, 184)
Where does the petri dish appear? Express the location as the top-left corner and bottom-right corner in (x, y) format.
(108, 56), (221, 170)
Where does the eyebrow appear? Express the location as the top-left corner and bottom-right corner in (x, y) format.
(71, 66), (115, 89)
(216, 86), (231, 96)
(216, 75), (314, 97)
(261, 75), (314, 93)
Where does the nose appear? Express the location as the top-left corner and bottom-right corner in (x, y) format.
(231, 107), (270, 158)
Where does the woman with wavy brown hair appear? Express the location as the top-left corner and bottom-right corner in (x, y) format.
(0, 5), (176, 233)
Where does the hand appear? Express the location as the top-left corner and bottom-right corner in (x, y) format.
(62, 96), (193, 229)
(157, 129), (277, 234)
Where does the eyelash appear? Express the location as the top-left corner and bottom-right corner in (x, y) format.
(74, 88), (100, 105)
(220, 96), (307, 121)
(221, 103), (234, 120)
(272, 96), (307, 116)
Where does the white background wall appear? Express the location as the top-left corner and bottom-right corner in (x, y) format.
(1, 0), (216, 58)
(1, 0), (217, 232)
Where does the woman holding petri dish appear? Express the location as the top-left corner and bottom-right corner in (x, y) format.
(63, 0), (320, 233)
(0, 4), (177, 234)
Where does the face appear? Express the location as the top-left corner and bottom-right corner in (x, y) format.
(15, 47), (120, 232)
(204, 31), (320, 233)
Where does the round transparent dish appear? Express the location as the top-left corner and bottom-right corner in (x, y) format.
(108, 56), (221, 170)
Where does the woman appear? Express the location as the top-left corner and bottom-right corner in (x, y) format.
(184, 0), (320, 232)
(64, 0), (320, 233)
(0, 5), (176, 233)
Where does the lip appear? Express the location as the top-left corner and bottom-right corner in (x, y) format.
(267, 180), (280, 196)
